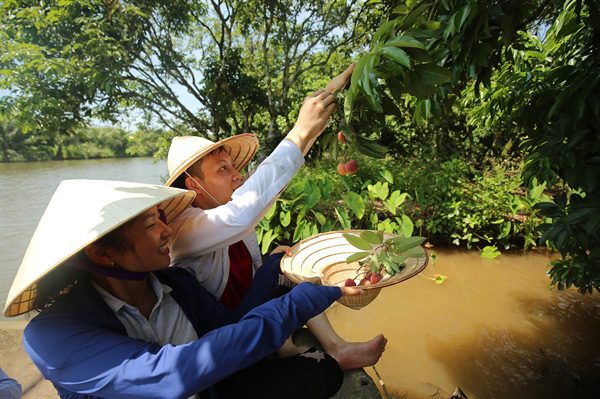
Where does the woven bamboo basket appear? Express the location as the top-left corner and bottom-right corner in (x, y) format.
(280, 230), (429, 310)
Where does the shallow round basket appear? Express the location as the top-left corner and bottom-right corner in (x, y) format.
(280, 230), (429, 310)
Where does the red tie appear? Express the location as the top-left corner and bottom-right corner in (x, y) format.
(220, 240), (253, 308)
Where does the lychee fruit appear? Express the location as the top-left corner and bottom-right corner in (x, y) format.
(345, 160), (358, 174)
(336, 162), (348, 175)
(344, 278), (356, 287)
(369, 273), (383, 284)
(338, 131), (347, 143)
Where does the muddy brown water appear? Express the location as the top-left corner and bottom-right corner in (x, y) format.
(325, 248), (600, 399)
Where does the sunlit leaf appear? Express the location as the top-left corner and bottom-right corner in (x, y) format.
(280, 211), (291, 227)
(481, 246), (501, 259)
(360, 230), (383, 244)
(343, 233), (373, 250)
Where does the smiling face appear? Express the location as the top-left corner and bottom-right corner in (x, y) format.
(187, 150), (243, 210)
(109, 207), (173, 272)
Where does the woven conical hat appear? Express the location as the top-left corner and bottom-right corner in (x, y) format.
(165, 134), (259, 186)
(281, 230), (429, 309)
(3, 179), (195, 317)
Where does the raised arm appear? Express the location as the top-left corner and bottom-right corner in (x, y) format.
(284, 64), (355, 155)
(169, 65), (355, 259)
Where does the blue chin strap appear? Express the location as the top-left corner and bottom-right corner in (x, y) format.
(65, 258), (149, 281)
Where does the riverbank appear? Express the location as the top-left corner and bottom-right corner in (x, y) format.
(0, 320), (56, 398)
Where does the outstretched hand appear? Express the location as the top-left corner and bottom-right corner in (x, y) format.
(339, 286), (366, 297)
(325, 64), (355, 94)
(285, 64), (355, 155)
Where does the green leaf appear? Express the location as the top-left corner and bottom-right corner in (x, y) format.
(280, 211), (291, 227)
(351, 54), (371, 94)
(293, 221), (306, 242)
(384, 35), (426, 50)
(346, 251), (370, 263)
(370, 255), (381, 273)
(390, 236), (427, 252)
(344, 87), (356, 125)
(481, 246), (501, 259)
(584, 213), (600, 234)
(403, 247), (425, 257)
(343, 233), (373, 251)
(378, 46), (411, 69)
(360, 230), (383, 244)
(314, 211), (326, 225)
(380, 169), (394, 184)
(335, 207), (352, 230)
(390, 261), (403, 273)
(389, 254), (408, 264)
(303, 181), (321, 208)
(563, 208), (594, 224)
(414, 63), (451, 85)
(341, 192), (365, 220)
(406, 70), (433, 99)
(400, 214), (414, 237)
(264, 204), (277, 220)
(261, 229), (276, 255)
(373, 20), (396, 44)
(318, 179), (332, 201)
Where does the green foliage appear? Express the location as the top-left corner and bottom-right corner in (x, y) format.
(0, 123), (139, 161)
(342, 231), (426, 276)
(256, 153), (546, 258)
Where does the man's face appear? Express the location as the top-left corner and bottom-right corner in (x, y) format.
(194, 151), (243, 209)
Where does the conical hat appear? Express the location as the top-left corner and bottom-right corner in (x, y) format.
(280, 230), (429, 310)
(3, 179), (196, 317)
(165, 134), (259, 187)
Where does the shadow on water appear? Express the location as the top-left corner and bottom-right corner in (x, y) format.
(425, 289), (600, 399)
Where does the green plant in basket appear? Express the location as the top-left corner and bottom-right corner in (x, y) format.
(342, 230), (426, 286)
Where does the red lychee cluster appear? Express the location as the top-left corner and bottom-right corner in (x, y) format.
(343, 272), (383, 287)
(336, 159), (358, 175)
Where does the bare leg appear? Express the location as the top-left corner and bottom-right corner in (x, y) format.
(305, 313), (387, 371)
(277, 335), (310, 358)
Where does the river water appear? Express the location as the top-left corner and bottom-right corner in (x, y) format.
(1, 158), (599, 398)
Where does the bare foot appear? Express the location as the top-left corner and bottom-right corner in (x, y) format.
(329, 334), (387, 371)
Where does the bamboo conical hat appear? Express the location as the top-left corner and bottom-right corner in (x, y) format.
(165, 134), (259, 186)
(3, 179), (196, 317)
(280, 230), (428, 309)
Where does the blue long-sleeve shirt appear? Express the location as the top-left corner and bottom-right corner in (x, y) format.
(23, 254), (342, 398)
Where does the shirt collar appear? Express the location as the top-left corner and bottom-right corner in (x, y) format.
(92, 274), (173, 314)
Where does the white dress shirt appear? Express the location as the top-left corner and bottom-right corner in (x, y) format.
(169, 140), (305, 299)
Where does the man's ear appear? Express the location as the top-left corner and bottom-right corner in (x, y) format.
(85, 244), (114, 267)
(185, 175), (204, 196)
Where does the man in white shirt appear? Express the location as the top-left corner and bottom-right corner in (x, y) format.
(166, 65), (388, 370)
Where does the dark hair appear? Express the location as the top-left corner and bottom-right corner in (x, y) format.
(31, 219), (136, 313)
(171, 147), (228, 189)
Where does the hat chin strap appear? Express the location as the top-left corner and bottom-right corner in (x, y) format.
(65, 258), (149, 281)
(184, 171), (224, 207)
